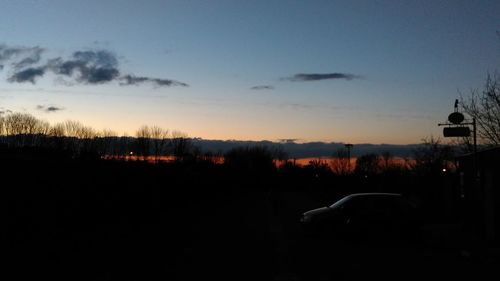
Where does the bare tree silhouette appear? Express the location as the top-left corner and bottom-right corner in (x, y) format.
(2, 113), (50, 146)
(460, 73), (500, 147)
(381, 151), (394, 171)
(60, 120), (97, 157)
(149, 125), (169, 163)
(170, 130), (192, 162)
(96, 129), (117, 157)
(330, 148), (350, 175)
(411, 137), (455, 175)
(135, 125), (152, 161)
(354, 153), (381, 176)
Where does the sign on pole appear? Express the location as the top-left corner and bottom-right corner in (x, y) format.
(443, 127), (470, 137)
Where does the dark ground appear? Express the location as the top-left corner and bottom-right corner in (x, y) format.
(1, 149), (498, 280)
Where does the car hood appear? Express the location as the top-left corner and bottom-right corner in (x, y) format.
(303, 206), (330, 217)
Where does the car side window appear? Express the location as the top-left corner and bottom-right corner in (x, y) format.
(339, 198), (355, 215)
(347, 197), (373, 217)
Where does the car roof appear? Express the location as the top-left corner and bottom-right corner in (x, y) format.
(345, 193), (403, 198)
(329, 193), (405, 208)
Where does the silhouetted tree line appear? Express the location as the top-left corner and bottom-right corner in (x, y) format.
(0, 112), (202, 161)
(0, 112), (458, 180)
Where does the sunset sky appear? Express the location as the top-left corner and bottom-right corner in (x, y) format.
(0, 0), (498, 144)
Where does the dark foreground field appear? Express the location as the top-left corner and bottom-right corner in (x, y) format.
(1, 149), (498, 280)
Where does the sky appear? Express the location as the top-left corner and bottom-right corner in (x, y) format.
(0, 0), (498, 144)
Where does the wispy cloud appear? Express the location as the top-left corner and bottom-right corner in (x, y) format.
(282, 73), (360, 82)
(120, 74), (188, 87)
(13, 46), (44, 70)
(250, 85), (274, 90)
(36, 105), (64, 113)
(0, 44), (188, 87)
(0, 44), (45, 68)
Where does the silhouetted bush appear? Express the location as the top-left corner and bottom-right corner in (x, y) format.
(354, 153), (381, 176)
(411, 137), (455, 176)
(224, 146), (276, 177)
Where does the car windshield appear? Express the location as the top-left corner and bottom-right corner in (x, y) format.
(329, 196), (352, 209)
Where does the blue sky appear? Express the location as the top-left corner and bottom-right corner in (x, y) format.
(0, 0), (498, 144)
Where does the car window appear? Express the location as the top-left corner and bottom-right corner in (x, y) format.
(329, 196), (351, 209)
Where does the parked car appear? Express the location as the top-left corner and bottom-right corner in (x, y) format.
(300, 193), (421, 241)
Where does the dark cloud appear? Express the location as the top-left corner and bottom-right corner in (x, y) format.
(0, 44), (45, 68)
(0, 45), (24, 61)
(120, 74), (188, 87)
(36, 105), (64, 113)
(47, 50), (120, 84)
(250, 85), (274, 90)
(283, 73), (360, 81)
(8, 67), (46, 83)
(2, 44), (186, 87)
(73, 50), (118, 68)
(13, 46), (44, 70)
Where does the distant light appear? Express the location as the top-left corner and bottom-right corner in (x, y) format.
(442, 168), (447, 172)
(130, 151), (134, 155)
